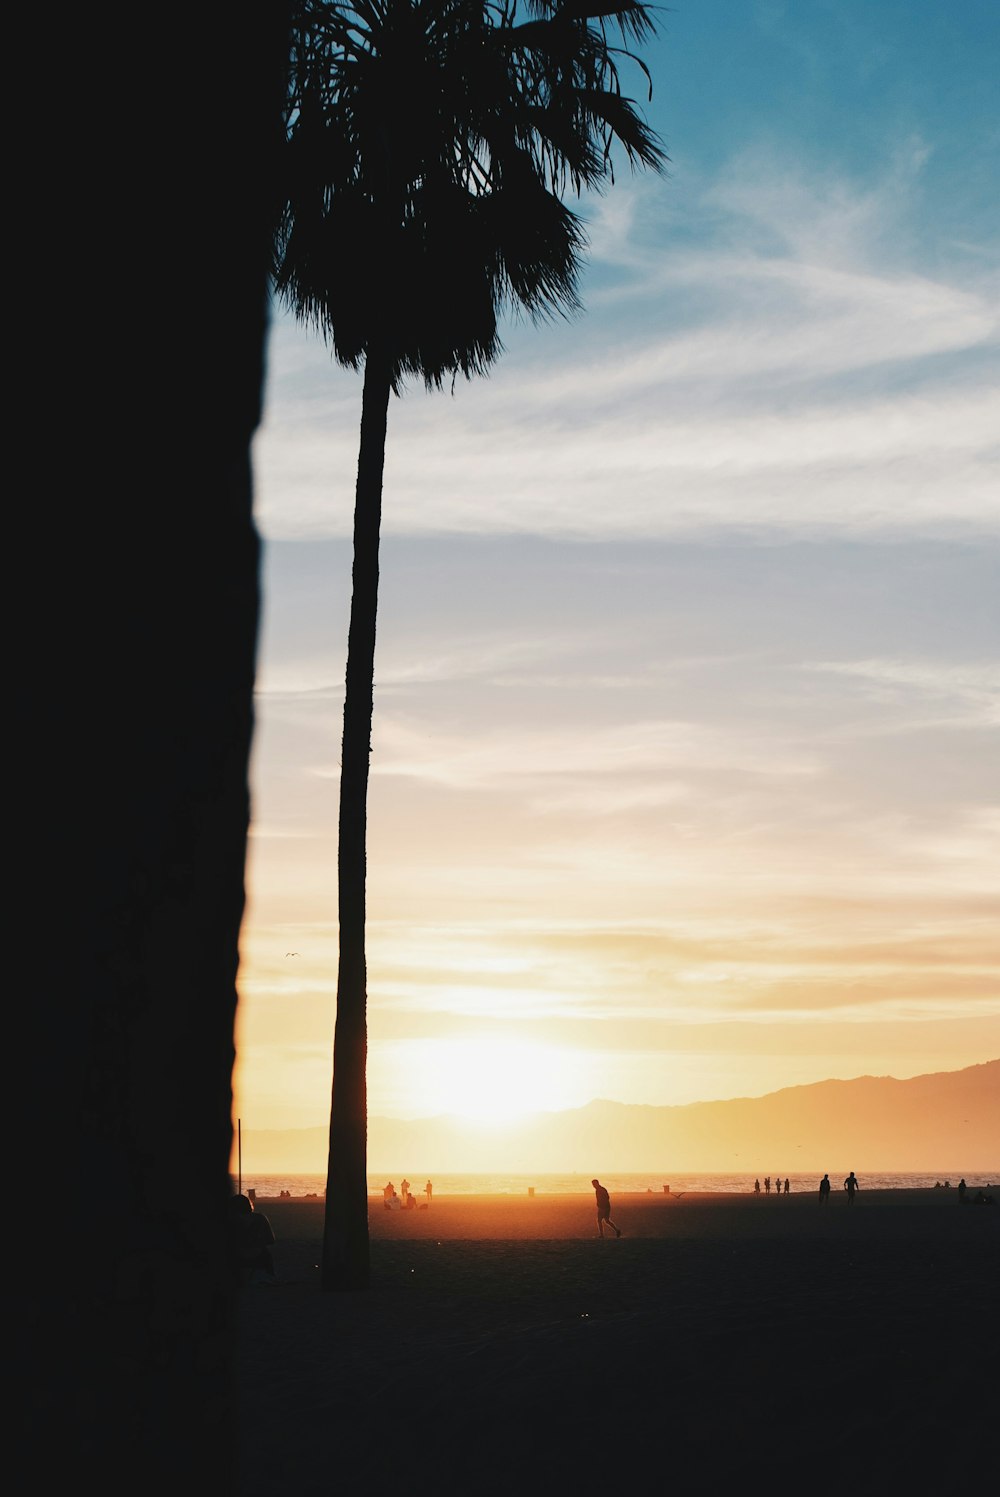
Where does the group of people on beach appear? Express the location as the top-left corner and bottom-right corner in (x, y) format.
(229, 1167), (991, 1293)
(383, 1178), (433, 1210)
(957, 1178), (995, 1205)
(754, 1176), (790, 1194)
(751, 1172), (861, 1200)
(818, 1172), (859, 1201)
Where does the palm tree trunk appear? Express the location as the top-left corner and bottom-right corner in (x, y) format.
(321, 341), (392, 1290)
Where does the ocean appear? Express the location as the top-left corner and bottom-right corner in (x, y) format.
(231, 1169), (994, 1198)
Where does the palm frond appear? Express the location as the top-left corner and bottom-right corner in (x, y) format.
(275, 0), (666, 383)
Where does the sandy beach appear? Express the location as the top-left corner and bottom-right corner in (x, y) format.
(235, 1188), (997, 1495)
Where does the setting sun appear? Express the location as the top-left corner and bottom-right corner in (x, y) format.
(394, 1036), (585, 1123)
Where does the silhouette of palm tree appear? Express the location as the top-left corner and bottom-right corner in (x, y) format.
(274, 0), (666, 1290)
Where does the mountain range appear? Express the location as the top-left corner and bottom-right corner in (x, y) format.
(237, 1059), (999, 1175)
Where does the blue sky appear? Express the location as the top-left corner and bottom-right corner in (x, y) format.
(234, 1), (999, 1131)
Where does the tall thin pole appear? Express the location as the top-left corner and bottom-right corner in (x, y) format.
(238, 1118), (242, 1196)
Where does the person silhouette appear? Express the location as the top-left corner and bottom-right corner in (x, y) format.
(784, 1178), (790, 1194)
(819, 1173), (831, 1203)
(958, 1178), (967, 1202)
(591, 1179), (622, 1238)
(844, 1171), (860, 1204)
(228, 1192), (278, 1286)
(424, 1179), (433, 1202)
(754, 1178), (761, 1194)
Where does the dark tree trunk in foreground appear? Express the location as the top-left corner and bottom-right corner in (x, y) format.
(16, 10), (288, 1493)
(322, 344), (392, 1291)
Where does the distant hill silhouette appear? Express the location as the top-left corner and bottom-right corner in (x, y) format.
(237, 1059), (999, 1175)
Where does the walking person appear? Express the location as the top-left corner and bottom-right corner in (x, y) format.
(591, 1178), (622, 1238)
(819, 1173), (831, 1203)
(844, 1171), (860, 1204)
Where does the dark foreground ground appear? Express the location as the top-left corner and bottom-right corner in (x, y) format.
(236, 1190), (998, 1496)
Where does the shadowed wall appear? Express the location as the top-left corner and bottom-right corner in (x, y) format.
(16, 11), (288, 1493)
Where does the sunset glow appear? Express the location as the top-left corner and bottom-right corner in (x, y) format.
(388, 1037), (586, 1123)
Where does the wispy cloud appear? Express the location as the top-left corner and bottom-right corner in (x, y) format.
(365, 714), (820, 792)
(256, 149), (999, 543)
(807, 658), (1000, 727)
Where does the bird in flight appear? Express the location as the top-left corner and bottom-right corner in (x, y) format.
(286, 951), (299, 957)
